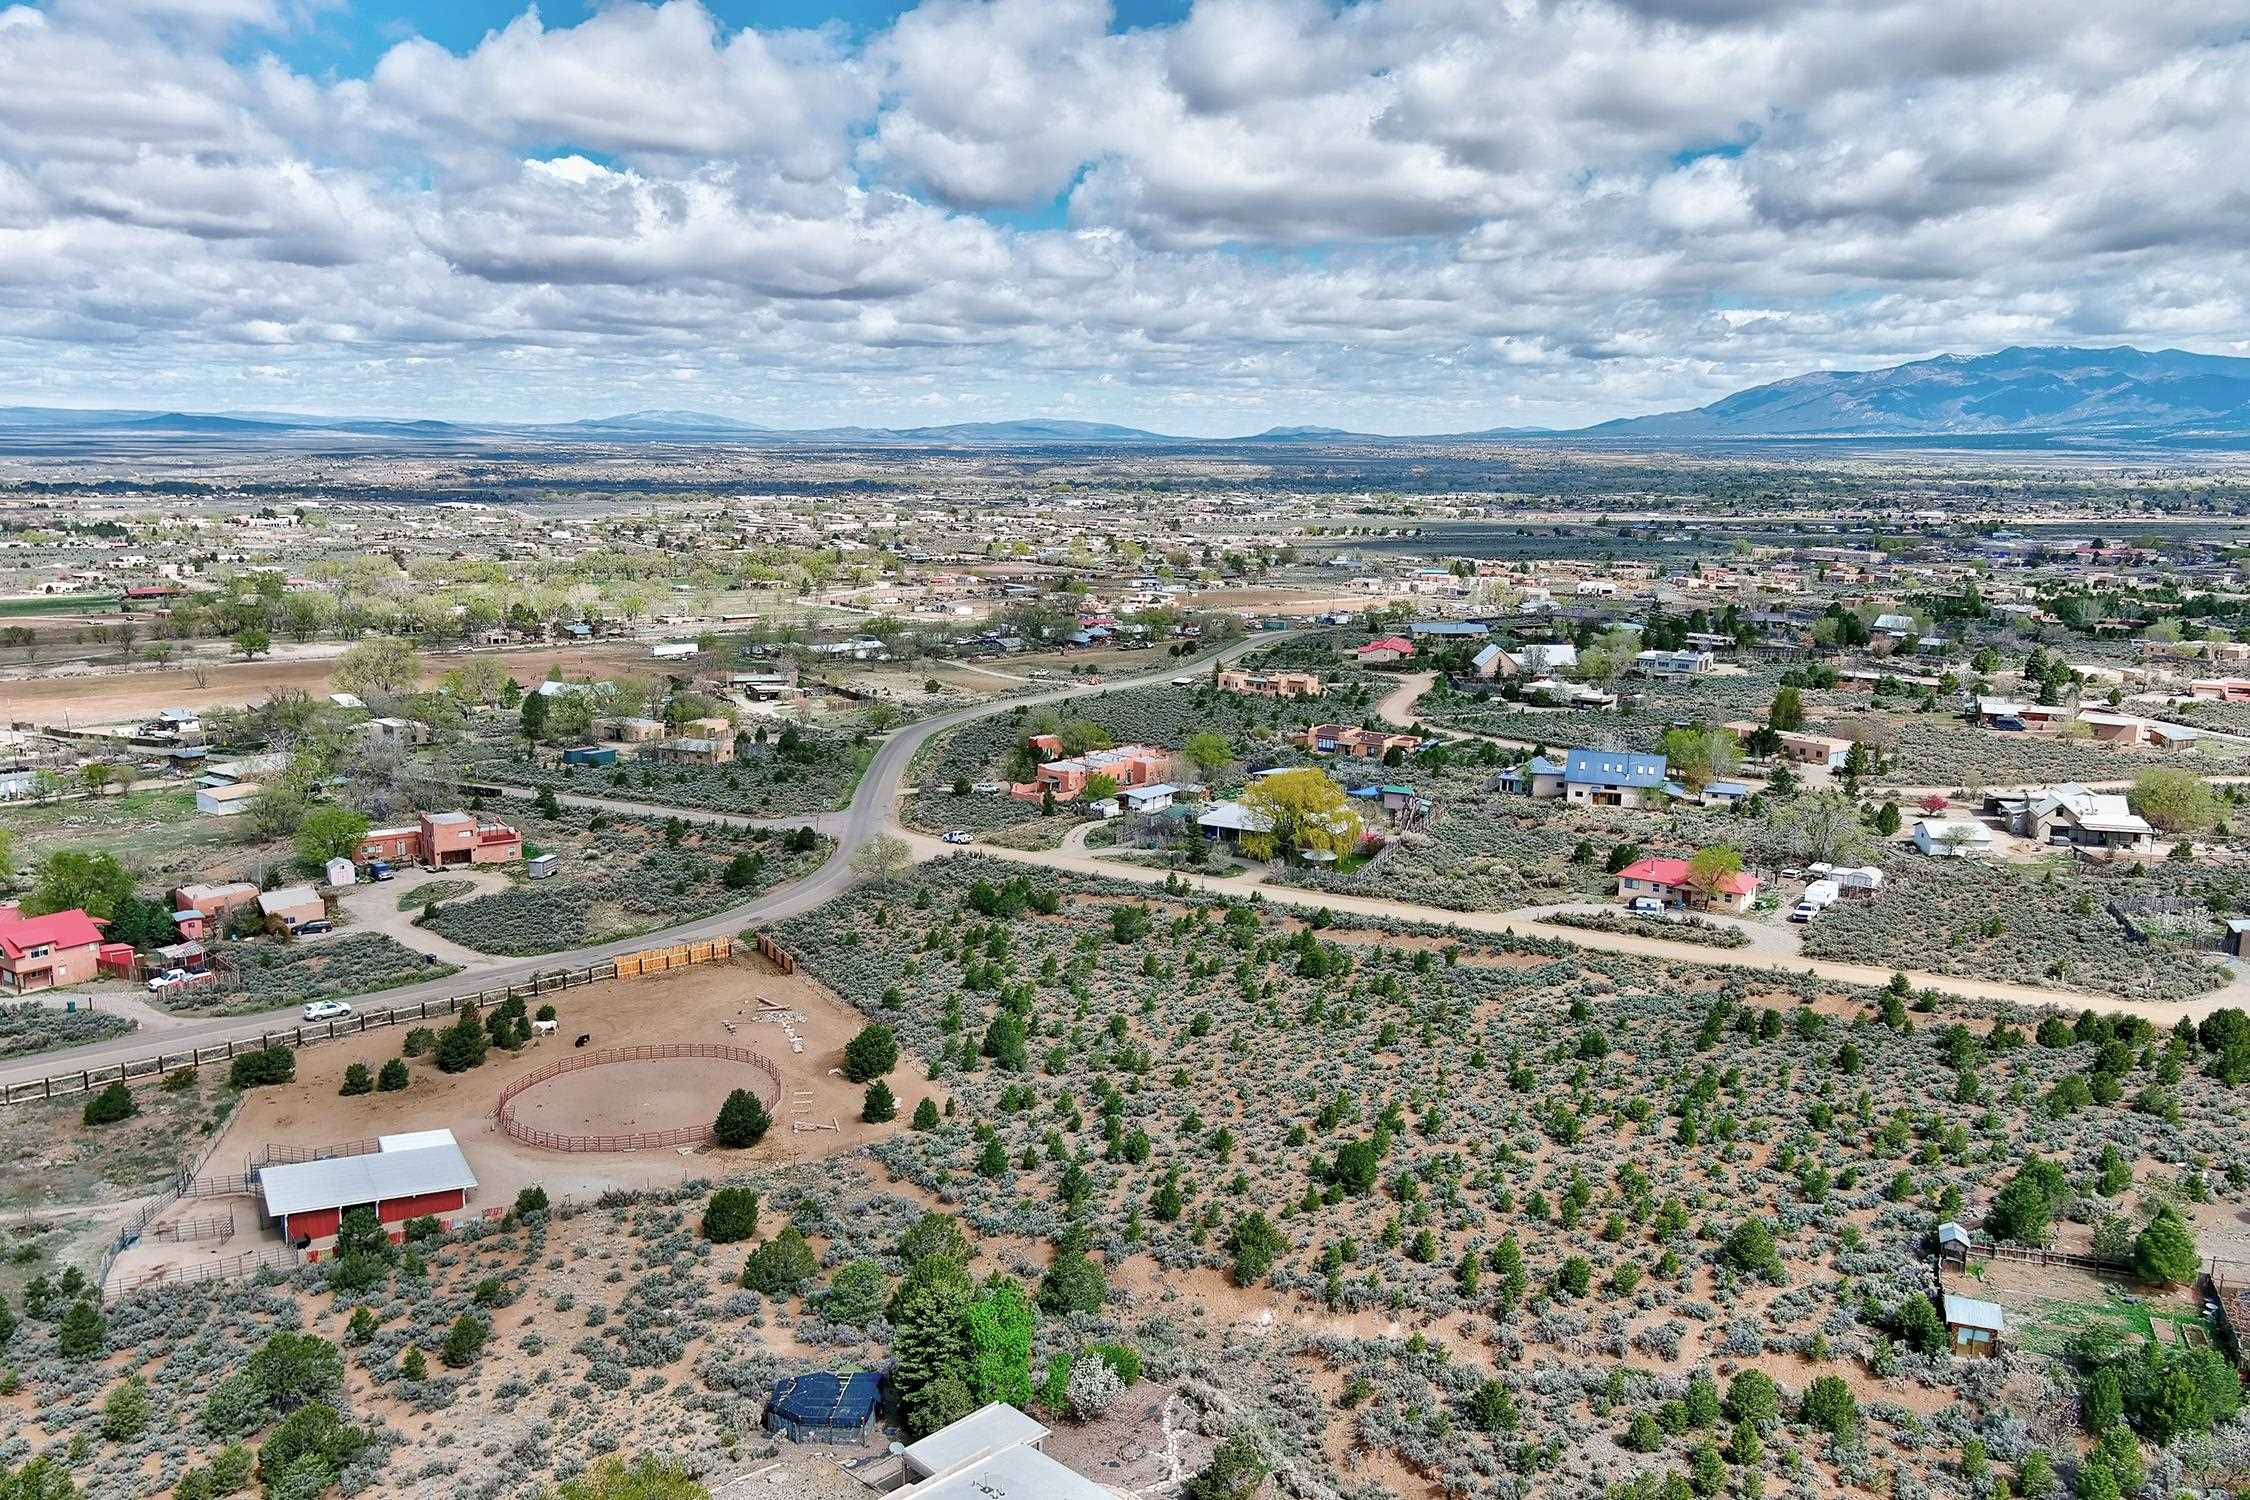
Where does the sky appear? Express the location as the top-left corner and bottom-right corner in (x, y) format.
(1, 0), (2248, 436)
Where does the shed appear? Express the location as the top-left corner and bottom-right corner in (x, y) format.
(764, 1372), (882, 1444)
(1942, 1292), (2005, 1357)
(1936, 1221), (1973, 1269)
(257, 1132), (477, 1251)
(560, 745), (616, 767)
(324, 857), (357, 889)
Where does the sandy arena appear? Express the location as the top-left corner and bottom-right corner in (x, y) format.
(502, 1053), (781, 1143)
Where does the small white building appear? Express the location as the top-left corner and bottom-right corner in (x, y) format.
(1120, 783), (1178, 814)
(650, 642), (697, 660)
(1913, 818), (1995, 858)
(195, 783), (261, 818)
(323, 857), (356, 889)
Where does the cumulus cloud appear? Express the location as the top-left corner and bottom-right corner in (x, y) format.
(0, 0), (2245, 431)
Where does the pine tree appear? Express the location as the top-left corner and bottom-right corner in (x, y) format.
(862, 1080), (898, 1124)
(713, 1088), (771, 1148)
(57, 1298), (106, 1360)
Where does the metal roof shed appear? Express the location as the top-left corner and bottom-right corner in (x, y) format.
(258, 1139), (477, 1245)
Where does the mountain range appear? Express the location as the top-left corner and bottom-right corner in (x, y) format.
(3, 346), (2246, 448)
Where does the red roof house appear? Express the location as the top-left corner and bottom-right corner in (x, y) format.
(0, 908), (106, 993)
(1356, 636), (1415, 664)
(1614, 856), (1760, 915)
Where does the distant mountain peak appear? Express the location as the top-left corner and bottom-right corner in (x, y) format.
(1584, 344), (2250, 441)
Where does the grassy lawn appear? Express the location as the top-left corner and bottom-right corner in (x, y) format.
(2004, 1284), (2216, 1356)
(0, 594), (121, 616)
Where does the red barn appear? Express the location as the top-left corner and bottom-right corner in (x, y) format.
(257, 1130), (477, 1255)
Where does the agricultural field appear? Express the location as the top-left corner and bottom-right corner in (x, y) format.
(465, 727), (868, 819)
(768, 855), (2250, 1500)
(172, 933), (461, 1016)
(1801, 859), (2237, 1001)
(0, 1000), (135, 1060)
(417, 805), (828, 955)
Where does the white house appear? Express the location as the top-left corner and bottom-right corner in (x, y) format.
(1912, 819), (1995, 858)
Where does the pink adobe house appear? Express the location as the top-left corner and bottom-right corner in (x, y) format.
(1010, 741), (1172, 801)
(355, 810), (524, 869)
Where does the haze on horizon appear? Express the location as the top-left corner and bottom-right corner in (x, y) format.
(2, 0), (2246, 437)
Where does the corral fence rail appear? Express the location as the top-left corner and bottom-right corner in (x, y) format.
(495, 1042), (783, 1153)
(6, 938), (752, 1108)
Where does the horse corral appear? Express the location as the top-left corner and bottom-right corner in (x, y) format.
(98, 961), (937, 1294)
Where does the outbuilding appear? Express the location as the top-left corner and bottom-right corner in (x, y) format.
(1942, 1292), (2005, 1357)
(257, 1130), (477, 1254)
(764, 1371), (881, 1444)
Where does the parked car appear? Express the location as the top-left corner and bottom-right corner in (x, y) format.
(1626, 896), (1666, 916)
(302, 1000), (354, 1022)
(1788, 901), (1823, 923)
(942, 830), (974, 845)
(295, 919), (334, 936)
(367, 860), (394, 881)
(146, 968), (188, 992)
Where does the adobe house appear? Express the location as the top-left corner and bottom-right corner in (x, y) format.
(355, 811), (524, 869)
(1216, 668), (1324, 699)
(256, 885), (328, 935)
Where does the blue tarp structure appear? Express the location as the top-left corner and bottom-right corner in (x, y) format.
(765, 1372), (881, 1444)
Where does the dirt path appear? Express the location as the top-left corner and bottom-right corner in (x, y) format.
(891, 827), (2243, 1025)
(331, 875), (512, 971)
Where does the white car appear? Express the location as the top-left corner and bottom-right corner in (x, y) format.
(1626, 896), (1666, 916)
(942, 830), (974, 845)
(146, 968), (189, 992)
(302, 1000), (354, 1022)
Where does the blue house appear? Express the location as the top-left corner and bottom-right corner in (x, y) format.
(1503, 748), (1683, 808)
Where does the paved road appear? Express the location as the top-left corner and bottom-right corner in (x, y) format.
(1, 636), (1274, 1089)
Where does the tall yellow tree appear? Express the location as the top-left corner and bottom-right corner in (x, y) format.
(1240, 768), (1363, 862)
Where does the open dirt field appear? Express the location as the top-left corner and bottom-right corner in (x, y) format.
(101, 959), (945, 1291)
(2, 640), (655, 723)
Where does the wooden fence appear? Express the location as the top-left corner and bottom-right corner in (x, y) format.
(752, 933), (794, 974)
(108, 1246), (299, 1299)
(495, 1042), (783, 1153)
(4, 939), (750, 1108)
(616, 939), (729, 977)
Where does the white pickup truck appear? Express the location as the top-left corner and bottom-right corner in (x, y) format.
(1789, 879), (1842, 923)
